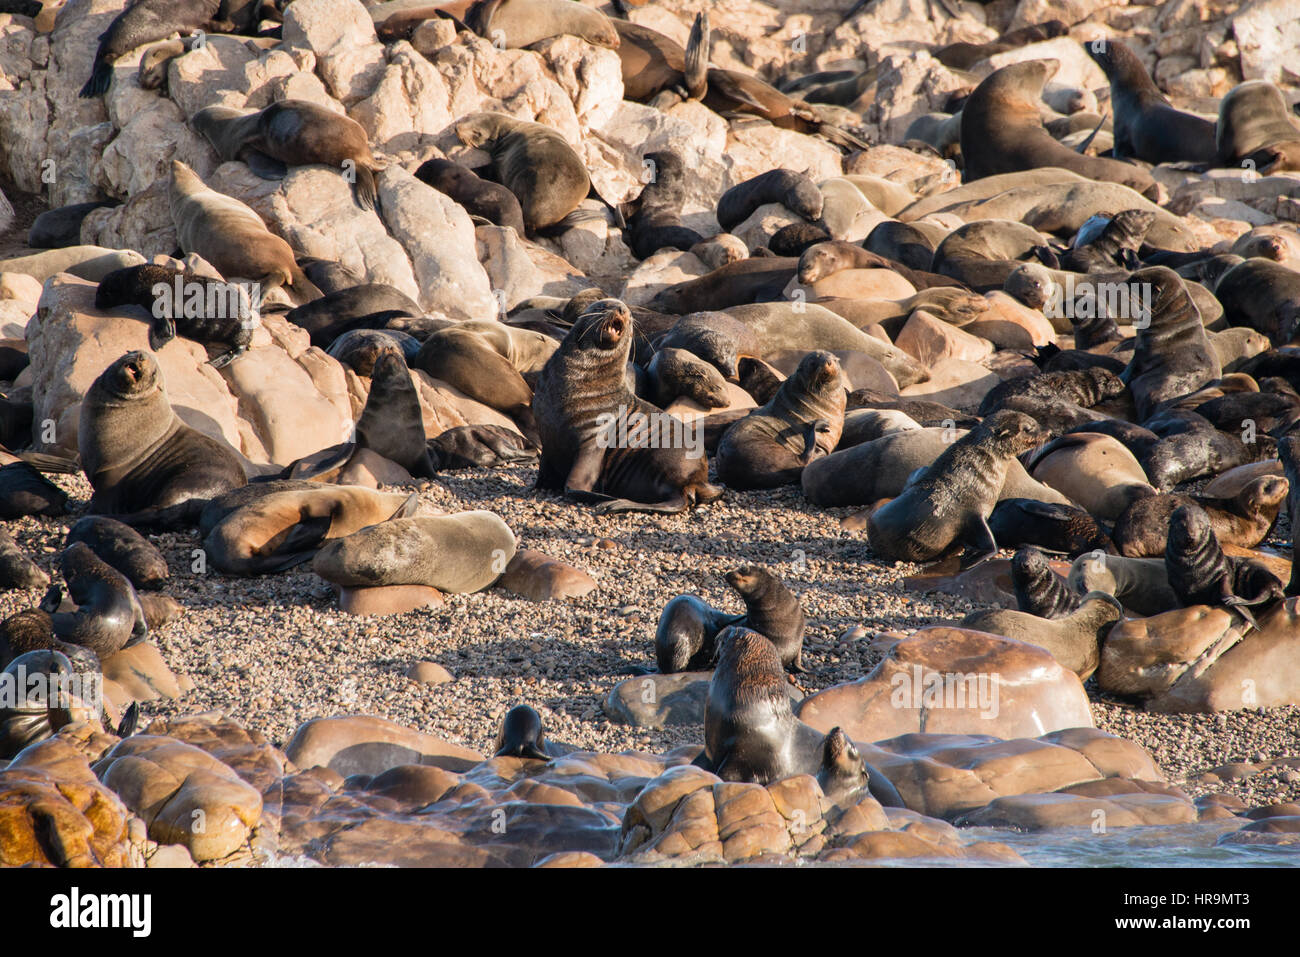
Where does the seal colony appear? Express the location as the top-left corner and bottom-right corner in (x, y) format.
(1, 0), (1300, 869)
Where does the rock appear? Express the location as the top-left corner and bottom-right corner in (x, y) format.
(285, 715), (485, 776)
(498, 549), (597, 602)
(797, 626), (1095, 741)
(1232, 0), (1300, 85)
(282, 0), (387, 105)
(338, 584), (445, 616)
(406, 661), (453, 685)
(93, 734), (263, 862)
(958, 790), (1197, 829)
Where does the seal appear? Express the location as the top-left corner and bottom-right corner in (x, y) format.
(1010, 546), (1079, 618)
(1085, 38), (1216, 164)
(695, 626), (903, 806)
(960, 590), (1123, 680)
(647, 257), (799, 313)
(0, 461), (69, 519)
(0, 650), (80, 759)
(725, 565), (806, 672)
(1068, 550), (1180, 616)
(1215, 80), (1300, 174)
(354, 350), (439, 479)
(1278, 432), (1300, 597)
(28, 201), (119, 249)
(1111, 476), (1288, 558)
(716, 349), (845, 490)
(429, 424), (538, 470)
(169, 160), (321, 302)
(613, 14), (708, 104)
(95, 263), (256, 368)
(960, 60), (1158, 199)
(797, 240), (957, 291)
(43, 543), (147, 660)
(414, 158), (526, 234)
(654, 594), (743, 673)
(716, 169), (824, 232)
(327, 328), (419, 377)
(653, 311), (760, 379)
(285, 283), (422, 349)
(0, 528), (47, 590)
(626, 150), (705, 260)
(989, 499), (1114, 557)
(1165, 503), (1283, 624)
(645, 347), (729, 410)
(867, 410), (1044, 564)
(1211, 258), (1300, 346)
(865, 220), (939, 272)
(978, 367), (1123, 417)
(1120, 266), (1220, 420)
(204, 486), (418, 576)
(65, 516), (169, 592)
(80, 0), (222, 97)
(191, 100), (383, 211)
(470, 0), (618, 49)
(931, 219), (1056, 291)
(1059, 209), (1155, 273)
(532, 299), (722, 513)
(455, 112), (591, 231)
(79, 350), (247, 525)
(493, 704), (553, 761)
(1026, 433), (1155, 522)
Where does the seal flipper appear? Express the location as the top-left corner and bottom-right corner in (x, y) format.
(683, 11), (710, 101)
(961, 514), (999, 569)
(149, 315), (178, 351)
(354, 165), (380, 214)
(240, 148), (288, 180)
(563, 439), (606, 496)
(866, 764), (906, 808)
(116, 701), (140, 738)
(206, 344), (248, 369)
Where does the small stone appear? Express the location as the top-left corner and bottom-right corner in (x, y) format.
(406, 662), (453, 685)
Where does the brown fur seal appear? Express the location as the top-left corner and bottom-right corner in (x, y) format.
(0, 650), (83, 759)
(989, 499), (1114, 558)
(354, 350), (438, 479)
(613, 16), (708, 103)
(867, 410), (1044, 564)
(429, 424), (538, 470)
(1085, 38), (1215, 164)
(1280, 433), (1300, 597)
(0, 529), (47, 591)
(415, 158), (525, 234)
(626, 150), (705, 260)
(169, 160), (321, 302)
(1212, 258), (1300, 347)
(960, 590), (1123, 680)
(79, 351), (247, 525)
(1165, 504), (1283, 624)
(716, 169), (824, 233)
(797, 240), (957, 291)
(65, 516), (169, 592)
(1010, 546), (1080, 618)
(645, 347), (729, 410)
(1027, 433), (1154, 522)
(204, 486), (418, 576)
(960, 60), (1158, 199)
(43, 543), (147, 660)
(1111, 477), (1288, 558)
(532, 299), (722, 513)
(1120, 266), (1220, 420)
(695, 626), (903, 806)
(95, 263), (256, 368)
(0, 462), (69, 518)
(493, 704), (554, 761)
(286, 284), (422, 348)
(725, 565), (806, 673)
(80, 0), (222, 97)
(647, 257), (798, 314)
(716, 350), (845, 490)
(192, 100), (383, 211)
(455, 113), (591, 231)
(1068, 551), (1180, 616)
(978, 367), (1123, 417)
(1215, 80), (1300, 174)
(655, 595), (743, 673)
(470, 0), (618, 49)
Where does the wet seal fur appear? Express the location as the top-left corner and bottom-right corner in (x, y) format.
(654, 594), (744, 673)
(1165, 504), (1283, 625)
(867, 410), (1044, 564)
(1111, 476), (1288, 558)
(42, 543), (147, 660)
(493, 704), (553, 761)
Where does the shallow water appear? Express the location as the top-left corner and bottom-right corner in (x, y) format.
(966, 823), (1300, 868)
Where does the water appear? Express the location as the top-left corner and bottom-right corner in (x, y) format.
(965, 823), (1300, 867)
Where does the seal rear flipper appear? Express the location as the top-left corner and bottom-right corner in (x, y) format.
(691, 750), (715, 772)
(683, 11), (710, 101)
(148, 315), (178, 351)
(108, 500), (208, 533)
(116, 701), (140, 738)
(593, 494), (690, 515)
(267, 512), (335, 560)
(79, 55), (113, 99)
(206, 344), (247, 369)
(960, 514), (999, 569)
(353, 165), (379, 214)
(1222, 596), (1258, 630)
(815, 123), (871, 153)
(240, 148), (288, 180)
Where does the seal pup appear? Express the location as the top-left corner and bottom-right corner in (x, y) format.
(716, 169), (824, 232)
(191, 100), (384, 211)
(959, 60), (1158, 199)
(1010, 546), (1080, 618)
(0, 651), (81, 760)
(79, 351), (247, 525)
(716, 350), (845, 490)
(415, 158), (526, 234)
(429, 425), (538, 470)
(654, 595), (743, 673)
(725, 566), (806, 672)
(0, 529), (48, 591)
(1060, 209), (1155, 273)
(1111, 477), (1288, 557)
(43, 543), (147, 660)
(695, 626), (902, 806)
(455, 112), (592, 231)
(469, 0), (618, 49)
(977, 367), (1123, 417)
(1215, 80), (1300, 174)
(169, 160), (321, 303)
(65, 516), (169, 592)
(1165, 504), (1282, 625)
(1085, 38), (1215, 164)
(493, 704), (555, 761)
(625, 150), (705, 259)
(1068, 551), (1180, 616)
(95, 263), (257, 368)
(0, 461), (69, 518)
(990, 499), (1114, 557)
(532, 299), (722, 514)
(1120, 266), (1220, 420)
(645, 348), (729, 410)
(80, 0), (222, 97)
(960, 590), (1123, 680)
(867, 410), (1044, 565)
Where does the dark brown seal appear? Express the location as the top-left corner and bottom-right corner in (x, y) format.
(990, 499), (1114, 558)
(1215, 80), (1300, 174)
(65, 516), (169, 592)
(43, 543), (147, 660)
(80, 0), (222, 97)
(1165, 504), (1283, 624)
(0, 528), (47, 591)
(1113, 477), (1287, 558)
(1010, 546), (1080, 618)
(532, 299), (722, 513)
(716, 349), (845, 490)
(716, 169), (824, 232)
(626, 150), (705, 260)
(354, 350), (438, 479)
(1120, 266), (1221, 420)
(867, 410), (1044, 564)
(654, 594), (743, 673)
(493, 704), (553, 761)
(414, 158), (526, 234)
(726, 565), (806, 672)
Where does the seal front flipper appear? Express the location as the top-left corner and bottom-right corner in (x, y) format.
(149, 314), (178, 351)
(683, 11), (709, 101)
(593, 494), (691, 515)
(206, 344), (248, 369)
(239, 147), (288, 180)
(961, 514), (999, 569)
(867, 764), (905, 808)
